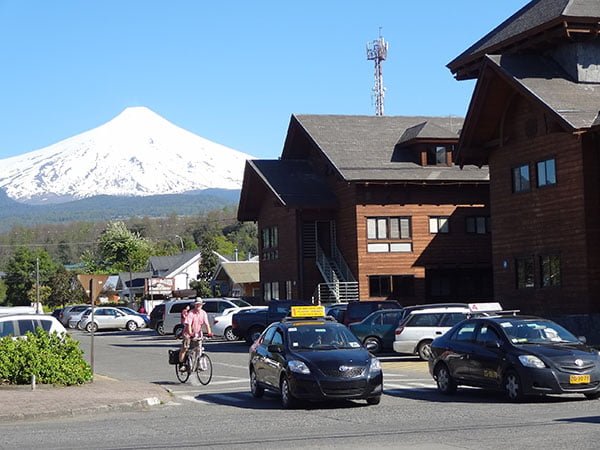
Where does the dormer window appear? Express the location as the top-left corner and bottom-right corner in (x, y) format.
(427, 146), (449, 166)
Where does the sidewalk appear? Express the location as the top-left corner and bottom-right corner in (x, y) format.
(0, 374), (172, 422)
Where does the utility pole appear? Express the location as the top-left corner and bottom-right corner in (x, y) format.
(367, 29), (388, 116)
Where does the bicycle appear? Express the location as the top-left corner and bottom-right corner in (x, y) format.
(175, 336), (213, 385)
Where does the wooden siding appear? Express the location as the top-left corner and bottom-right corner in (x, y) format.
(352, 183), (491, 301)
(489, 95), (593, 314)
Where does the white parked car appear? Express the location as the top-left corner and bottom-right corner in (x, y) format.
(68, 307), (92, 329)
(0, 314), (66, 338)
(79, 306), (147, 333)
(213, 306), (267, 341)
(393, 306), (473, 360)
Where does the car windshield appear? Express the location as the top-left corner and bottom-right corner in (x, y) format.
(287, 324), (362, 350)
(499, 319), (580, 344)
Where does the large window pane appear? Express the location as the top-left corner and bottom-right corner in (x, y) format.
(377, 218), (387, 239)
(367, 218), (377, 239)
(516, 257), (535, 289)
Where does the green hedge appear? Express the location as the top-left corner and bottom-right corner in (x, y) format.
(0, 328), (92, 385)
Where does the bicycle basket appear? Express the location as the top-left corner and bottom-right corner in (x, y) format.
(168, 349), (180, 365)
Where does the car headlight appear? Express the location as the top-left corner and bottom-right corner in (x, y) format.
(518, 355), (546, 369)
(288, 360), (311, 374)
(369, 357), (382, 372)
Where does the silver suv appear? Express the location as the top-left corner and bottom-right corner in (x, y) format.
(159, 298), (252, 336)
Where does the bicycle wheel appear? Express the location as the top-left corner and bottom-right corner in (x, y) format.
(175, 359), (190, 383)
(195, 353), (213, 385)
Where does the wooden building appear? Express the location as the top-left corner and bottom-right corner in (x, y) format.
(237, 114), (491, 305)
(449, 0), (600, 315)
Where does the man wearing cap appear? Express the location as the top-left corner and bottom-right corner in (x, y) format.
(179, 298), (213, 364)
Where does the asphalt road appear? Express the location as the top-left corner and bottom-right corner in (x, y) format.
(2, 328), (600, 449)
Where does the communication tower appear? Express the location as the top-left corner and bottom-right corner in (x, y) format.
(366, 31), (388, 116)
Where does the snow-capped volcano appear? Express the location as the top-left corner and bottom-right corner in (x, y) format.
(0, 107), (254, 204)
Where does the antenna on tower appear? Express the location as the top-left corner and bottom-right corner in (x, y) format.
(366, 28), (388, 116)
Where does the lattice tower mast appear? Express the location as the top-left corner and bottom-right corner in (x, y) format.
(366, 32), (388, 116)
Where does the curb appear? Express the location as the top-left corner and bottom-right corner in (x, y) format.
(0, 396), (165, 423)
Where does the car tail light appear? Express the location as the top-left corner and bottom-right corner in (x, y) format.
(395, 326), (404, 336)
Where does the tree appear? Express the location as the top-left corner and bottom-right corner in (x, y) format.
(47, 266), (87, 308)
(4, 247), (57, 306)
(194, 235), (219, 297)
(82, 221), (154, 273)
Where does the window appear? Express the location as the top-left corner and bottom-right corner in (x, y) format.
(263, 281), (280, 301)
(537, 159), (556, 187)
(452, 322), (477, 341)
(540, 255), (561, 287)
(286, 281), (292, 299)
(512, 164), (530, 192)
(516, 256), (535, 289)
(475, 325), (501, 346)
(367, 217), (412, 253)
(261, 226), (279, 260)
(369, 275), (415, 298)
(427, 146), (448, 165)
(440, 313), (467, 327)
(407, 313), (443, 327)
(429, 217), (449, 234)
(466, 216), (490, 234)
(367, 217), (411, 239)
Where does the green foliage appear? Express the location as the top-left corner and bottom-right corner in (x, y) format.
(4, 247), (57, 306)
(0, 280), (6, 304)
(48, 267), (87, 308)
(83, 221), (153, 273)
(0, 328), (92, 385)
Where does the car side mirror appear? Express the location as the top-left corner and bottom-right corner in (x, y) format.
(268, 344), (284, 353)
(578, 336), (587, 344)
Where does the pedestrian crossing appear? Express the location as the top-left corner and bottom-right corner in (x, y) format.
(167, 374), (438, 406)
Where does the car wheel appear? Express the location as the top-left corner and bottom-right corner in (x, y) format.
(417, 340), (433, 360)
(504, 370), (524, 402)
(280, 376), (296, 409)
(85, 322), (98, 333)
(366, 396), (381, 405)
(156, 321), (165, 336)
(364, 336), (382, 354)
(250, 368), (264, 398)
(224, 327), (237, 342)
(434, 363), (457, 395)
(174, 324), (183, 339)
(584, 392), (600, 400)
(247, 327), (264, 344)
(126, 320), (138, 331)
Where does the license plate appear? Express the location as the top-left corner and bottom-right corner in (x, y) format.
(570, 374), (590, 384)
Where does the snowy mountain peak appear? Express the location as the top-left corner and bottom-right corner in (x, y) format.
(0, 107), (254, 204)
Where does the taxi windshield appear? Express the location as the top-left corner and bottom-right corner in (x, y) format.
(499, 319), (580, 345)
(287, 324), (362, 350)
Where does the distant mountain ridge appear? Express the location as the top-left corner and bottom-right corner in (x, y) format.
(0, 188), (240, 232)
(0, 106), (254, 204)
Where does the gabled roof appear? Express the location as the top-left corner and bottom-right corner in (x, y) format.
(214, 261), (260, 284)
(286, 114), (487, 182)
(237, 159), (337, 221)
(148, 251), (201, 278)
(457, 53), (600, 165)
(449, 0), (600, 80)
(397, 121), (460, 145)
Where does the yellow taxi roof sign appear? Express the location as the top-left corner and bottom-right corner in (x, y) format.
(291, 305), (325, 318)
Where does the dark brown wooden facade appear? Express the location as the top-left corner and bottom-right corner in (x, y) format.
(238, 115), (492, 305)
(451, 0), (600, 315)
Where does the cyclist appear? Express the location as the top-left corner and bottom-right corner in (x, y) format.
(179, 298), (213, 365)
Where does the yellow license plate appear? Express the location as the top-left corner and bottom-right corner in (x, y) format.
(570, 374), (590, 384)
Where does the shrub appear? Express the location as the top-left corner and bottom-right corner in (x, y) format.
(0, 328), (92, 385)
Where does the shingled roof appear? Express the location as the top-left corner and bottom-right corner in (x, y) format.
(487, 54), (600, 130)
(289, 114), (488, 182)
(449, 0), (600, 80)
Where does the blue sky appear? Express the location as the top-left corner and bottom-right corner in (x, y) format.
(0, 0), (529, 160)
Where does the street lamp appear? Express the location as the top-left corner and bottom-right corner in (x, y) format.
(175, 235), (184, 253)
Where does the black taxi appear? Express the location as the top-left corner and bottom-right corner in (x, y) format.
(249, 305), (383, 408)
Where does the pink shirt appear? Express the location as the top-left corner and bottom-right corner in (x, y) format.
(183, 308), (209, 338)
